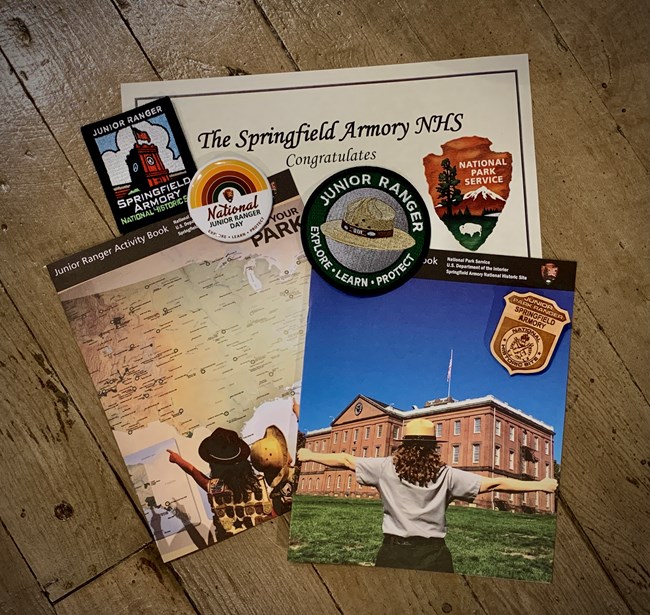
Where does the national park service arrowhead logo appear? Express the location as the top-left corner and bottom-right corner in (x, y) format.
(491, 292), (571, 375)
(423, 136), (512, 251)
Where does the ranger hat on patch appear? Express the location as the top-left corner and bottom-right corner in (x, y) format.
(320, 197), (416, 251)
(398, 418), (447, 444)
(198, 427), (250, 465)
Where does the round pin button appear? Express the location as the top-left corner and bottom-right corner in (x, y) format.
(187, 157), (273, 242)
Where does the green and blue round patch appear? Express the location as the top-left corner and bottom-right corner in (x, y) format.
(301, 166), (431, 295)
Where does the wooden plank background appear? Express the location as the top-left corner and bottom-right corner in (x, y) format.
(0, 0), (648, 613)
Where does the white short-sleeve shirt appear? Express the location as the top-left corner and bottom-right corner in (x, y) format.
(356, 457), (481, 538)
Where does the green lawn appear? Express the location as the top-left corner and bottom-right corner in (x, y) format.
(288, 495), (556, 582)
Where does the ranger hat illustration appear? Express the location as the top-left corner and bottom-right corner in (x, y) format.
(398, 418), (446, 444)
(320, 197), (416, 251)
(198, 427), (250, 465)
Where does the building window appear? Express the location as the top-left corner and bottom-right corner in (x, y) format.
(353, 428), (359, 443)
(474, 418), (481, 433)
(308, 478), (312, 490)
(343, 431), (348, 443)
(436, 423), (443, 437)
(393, 425), (399, 439)
(521, 459), (527, 474)
(454, 420), (461, 435)
(472, 444), (480, 463)
(452, 445), (460, 464)
(316, 478), (320, 490)
(522, 492), (527, 504)
(545, 440), (550, 455)
(336, 475), (341, 489)
(495, 420), (501, 436)
(509, 450), (515, 470)
(546, 493), (551, 508)
(376, 425), (383, 438)
(534, 436), (539, 451)
(535, 491), (539, 506)
(300, 478), (305, 490)
(333, 432), (338, 444)
(509, 493), (514, 502)
(326, 475), (331, 489)
(509, 425), (515, 441)
(495, 445), (501, 466)
(365, 426), (370, 439)
(523, 431), (528, 446)
(362, 448), (367, 458)
(346, 475), (352, 489)
(534, 461), (539, 477)
(545, 463), (550, 478)
(374, 446), (380, 457)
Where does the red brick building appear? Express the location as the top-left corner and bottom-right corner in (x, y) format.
(300, 394), (556, 513)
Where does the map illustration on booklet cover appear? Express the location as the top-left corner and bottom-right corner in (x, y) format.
(290, 252), (576, 582)
(49, 170), (308, 562)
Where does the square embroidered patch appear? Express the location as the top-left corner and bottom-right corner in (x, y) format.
(82, 97), (196, 233)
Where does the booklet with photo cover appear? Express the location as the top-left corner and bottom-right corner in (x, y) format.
(122, 54), (542, 258)
(48, 170), (309, 562)
(290, 251), (575, 582)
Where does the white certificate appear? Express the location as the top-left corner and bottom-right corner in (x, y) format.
(123, 55), (541, 257)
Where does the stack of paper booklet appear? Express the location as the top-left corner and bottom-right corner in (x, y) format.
(49, 55), (574, 582)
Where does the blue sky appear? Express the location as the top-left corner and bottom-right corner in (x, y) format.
(300, 272), (574, 459)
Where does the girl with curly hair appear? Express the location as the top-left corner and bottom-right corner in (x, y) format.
(298, 418), (557, 572)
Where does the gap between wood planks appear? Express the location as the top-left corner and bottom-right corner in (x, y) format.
(554, 494), (635, 614)
(534, 0), (648, 174)
(0, 515), (51, 608)
(311, 565), (346, 615)
(250, 0), (301, 71)
(108, 0), (162, 80)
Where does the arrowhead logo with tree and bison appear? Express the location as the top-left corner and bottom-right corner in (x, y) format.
(423, 136), (513, 251)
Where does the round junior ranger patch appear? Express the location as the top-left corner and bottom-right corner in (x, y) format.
(187, 157), (273, 242)
(301, 166), (431, 295)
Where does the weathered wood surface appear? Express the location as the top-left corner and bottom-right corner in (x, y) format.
(0, 0), (648, 613)
(55, 545), (197, 615)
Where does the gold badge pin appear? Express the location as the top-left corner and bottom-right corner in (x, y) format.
(490, 291), (571, 375)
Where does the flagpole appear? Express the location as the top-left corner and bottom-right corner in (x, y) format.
(447, 349), (453, 400)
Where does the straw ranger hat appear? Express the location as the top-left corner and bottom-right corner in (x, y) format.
(198, 427), (250, 465)
(320, 197), (415, 251)
(398, 418), (446, 444)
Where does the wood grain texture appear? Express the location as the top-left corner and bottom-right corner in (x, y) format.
(0, 50), (138, 492)
(0, 285), (150, 601)
(539, 0), (650, 171)
(555, 292), (650, 611)
(0, 0), (158, 234)
(0, 0), (647, 612)
(113, 0), (296, 80)
(0, 522), (55, 615)
(55, 545), (196, 615)
(171, 516), (342, 615)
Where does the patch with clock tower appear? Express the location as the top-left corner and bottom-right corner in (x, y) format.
(82, 97), (196, 233)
